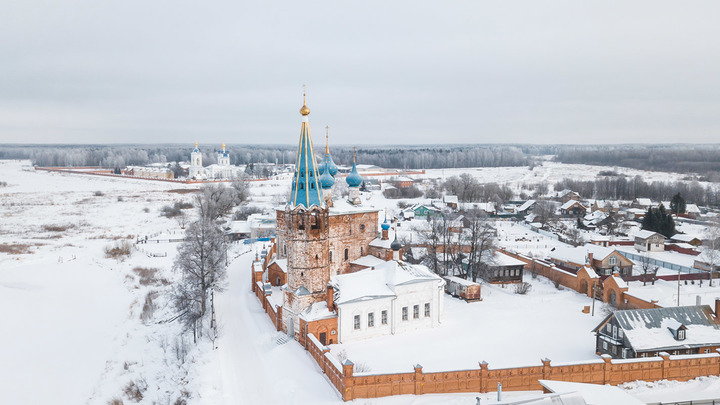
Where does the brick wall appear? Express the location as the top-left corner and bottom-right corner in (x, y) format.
(249, 258), (720, 402)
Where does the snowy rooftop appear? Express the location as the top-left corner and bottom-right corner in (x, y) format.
(269, 258), (287, 273)
(539, 380), (644, 405)
(350, 255), (386, 268)
(330, 260), (442, 305)
(604, 306), (720, 352)
(549, 244), (616, 265)
(561, 200), (584, 210)
(492, 251), (527, 267)
(300, 301), (336, 322)
(444, 275), (480, 287)
(633, 229), (664, 239)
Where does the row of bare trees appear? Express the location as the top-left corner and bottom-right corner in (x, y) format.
(171, 183), (248, 343)
(419, 210), (496, 282)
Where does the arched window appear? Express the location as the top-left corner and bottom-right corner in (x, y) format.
(344, 248), (349, 261)
(329, 251), (333, 262)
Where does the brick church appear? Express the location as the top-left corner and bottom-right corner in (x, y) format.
(258, 94), (444, 346)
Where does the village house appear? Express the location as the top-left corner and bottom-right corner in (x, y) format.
(442, 195), (458, 210)
(485, 251), (526, 283)
(560, 200), (587, 216)
(633, 230), (665, 252)
(631, 198), (654, 210)
(393, 176), (414, 188)
(557, 189), (581, 204)
(549, 245), (634, 277)
(670, 233), (703, 247)
(443, 276), (482, 301)
(593, 305), (720, 359)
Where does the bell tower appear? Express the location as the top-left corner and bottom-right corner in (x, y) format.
(281, 89), (331, 338)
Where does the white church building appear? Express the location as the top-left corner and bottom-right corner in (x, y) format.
(188, 142), (239, 180)
(329, 258), (445, 344)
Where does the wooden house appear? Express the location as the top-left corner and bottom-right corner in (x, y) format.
(593, 305), (720, 358)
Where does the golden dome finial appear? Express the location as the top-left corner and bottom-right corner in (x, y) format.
(325, 126), (330, 154)
(222, 143), (225, 151)
(194, 141), (198, 148)
(353, 146), (356, 163)
(300, 84), (310, 116)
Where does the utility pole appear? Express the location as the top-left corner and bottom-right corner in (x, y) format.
(677, 266), (681, 307)
(592, 281), (596, 316)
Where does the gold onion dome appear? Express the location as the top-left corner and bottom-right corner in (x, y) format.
(300, 102), (310, 116)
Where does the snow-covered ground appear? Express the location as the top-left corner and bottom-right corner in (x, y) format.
(4, 158), (720, 404)
(330, 275), (609, 373)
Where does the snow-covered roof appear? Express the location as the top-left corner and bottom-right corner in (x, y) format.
(561, 200), (585, 210)
(369, 230), (396, 249)
(300, 301), (337, 322)
(330, 260), (443, 305)
(550, 245), (617, 265)
(671, 234), (700, 243)
(458, 202), (496, 213)
(492, 251), (526, 267)
(350, 255), (386, 268)
(328, 199), (380, 215)
(539, 380), (644, 404)
(633, 229), (664, 240)
(558, 189), (577, 197)
(269, 258), (287, 273)
(226, 220), (251, 234)
(634, 198), (653, 206)
(443, 276), (480, 287)
(602, 306), (720, 352)
(443, 195), (458, 204)
(517, 200), (535, 212)
(686, 204), (701, 213)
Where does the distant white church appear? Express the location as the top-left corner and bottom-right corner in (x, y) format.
(189, 142), (239, 180)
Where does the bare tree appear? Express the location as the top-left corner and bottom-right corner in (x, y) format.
(702, 219), (720, 287)
(464, 210), (496, 282)
(533, 200), (557, 228)
(638, 252), (653, 286)
(173, 218), (227, 342)
(196, 184), (242, 221)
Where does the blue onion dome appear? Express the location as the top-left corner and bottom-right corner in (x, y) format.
(192, 142), (200, 153)
(391, 233), (402, 251)
(346, 161), (363, 188)
(325, 154), (338, 177)
(317, 158), (326, 175)
(381, 218), (390, 231)
(319, 163), (335, 189)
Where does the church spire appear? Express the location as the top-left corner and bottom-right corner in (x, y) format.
(290, 87), (324, 209)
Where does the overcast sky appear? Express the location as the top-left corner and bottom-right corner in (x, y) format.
(1, 1), (719, 145)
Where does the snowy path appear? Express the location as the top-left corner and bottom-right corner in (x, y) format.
(198, 247), (341, 404)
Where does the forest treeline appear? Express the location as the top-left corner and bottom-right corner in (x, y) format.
(553, 175), (720, 207)
(2, 144), (720, 180)
(553, 145), (720, 182)
(0, 144), (529, 169)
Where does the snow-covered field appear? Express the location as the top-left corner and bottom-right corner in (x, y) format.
(331, 275), (609, 373)
(4, 158), (720, 404)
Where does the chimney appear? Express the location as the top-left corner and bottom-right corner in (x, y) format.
(327, 285), (334, 311)
(715, 298), (720, 316)
(587, 252), (594, 264)
(697, 295), (702, 306)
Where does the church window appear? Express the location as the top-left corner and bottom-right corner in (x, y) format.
(344, 248), (349, 261)
(413, 305), (419, 319)
(368, 313), (374, 327)
(300, 171), (304, 177)
(354, 315), (360, 330)
(329, 251), (333, 262)
(424, 303), (430, 317)
(402, 307), (408, 321)
(360, 247), (364, 256)
(299, 183), (304, 190)
(311, 183), (315, 189)
(381, 310), (388, 325)
(360, 224), (365, 232)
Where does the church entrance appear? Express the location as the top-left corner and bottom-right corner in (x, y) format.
(319, 332), (327, 345)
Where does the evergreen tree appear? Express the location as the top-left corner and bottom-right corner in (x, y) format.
(670, 193), (686, 215)
(641, 206), (676, 238)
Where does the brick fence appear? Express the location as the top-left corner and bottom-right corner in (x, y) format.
(302, 330), (720, 401)
(250, 251), (720, 401)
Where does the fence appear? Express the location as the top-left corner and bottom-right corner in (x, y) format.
(304, 331), (720, 402)
(619, 250), (701, 274)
